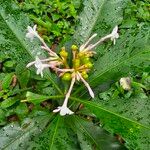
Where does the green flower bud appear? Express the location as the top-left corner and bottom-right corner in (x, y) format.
(81, 71), (88, 79)
(78, 52), (84, 58)
(85, 62), (93, 68)
(59, 48), (68, 58)
(82, 57), (90, 64)
(71, 45), (78, 51)
(73, 59), (80, 68)
(62, 73), (71, 81)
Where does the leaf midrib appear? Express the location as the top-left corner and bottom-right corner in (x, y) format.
(0, 7), (62, 94)
(70, 97), (150, 130)
(75, 116), (101, 150)
(1, 115), (50, 149)
(49, 116), (60, 150)
(91, 50), (150, 85)
(73, 48), (150, 96)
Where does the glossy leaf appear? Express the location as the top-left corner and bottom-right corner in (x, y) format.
(31, 116), (79, 150)
(1, 97), (17, 108)
(71, 97), (150, 149)
(73, 0), (150, 94)
(2, 73), (13, 90)
(25, 91), (63, 105)
(71, 116), (126, 150)
(74, 0), (129, 44)
(0, 0), (62, 94)
(0, 112), (52, 149)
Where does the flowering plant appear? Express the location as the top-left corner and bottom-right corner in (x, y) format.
(0, 0), (149, 149)
(26, 25), (119, 116)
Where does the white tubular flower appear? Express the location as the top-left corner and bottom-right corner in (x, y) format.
(79, 33), (97, 51)
(53, 76), (75, 116)
(26, 25), (38, 41)
(53, 106), (74, 116)
(77, 72), (94, 98)
(110, 26), (119, 45)
(79, 26), (119, 52)
(26, 25), (59, 59)
(26, 56), (51, 78)
(41, 46), (59, 58)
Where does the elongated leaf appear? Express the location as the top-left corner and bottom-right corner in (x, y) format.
(70, 97), (150, 149)
(74, 0), (129, 44)
(15, 66), (30, 88)
(31, 116), (79, 150)
(71, 116), (126, 150)
(1, 97), (17, 108)
(2, 73), (13, 90)
(90, 28), (150, 87)
(0, 112), (52, 150)
(73, 0), (150, 94)
(25, 91), (63, 104)
(0, 0), (62, 94)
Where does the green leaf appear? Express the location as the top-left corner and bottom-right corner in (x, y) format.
(74, 0), (129, 44)
(0, 109), (5, 123)
(3, 60), (15, 68)
(71, 97), (150, 149)
(73, 0), (150, 95)
(90, 28), (150, 87)
(15, 64), (30, 88)
(0, 112), (52, 149)
(2, 73), (13, 90)
(25, 91), (63, 104)
(31, 116), (79, 150)
(25, 92), (51, 104)
(15, 103), (28, 118)
(0, 0), (62, 94)
(1, 97), (17, 108)
(71, 116), (126, 150)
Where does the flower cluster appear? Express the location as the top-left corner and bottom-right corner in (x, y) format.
(26, 25), (119, 116)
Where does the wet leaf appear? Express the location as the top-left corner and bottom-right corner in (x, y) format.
(25, 91), (62, 105)
(30, 116), (79, 150)
(2, 73), (14, 90)
(74, 0), (129, 44)
(73, 0), (150, 95)
(71, 116), (126, 150)
(1, 97), (17, 108)
(71, 97), (150, 149)
(0, 112), (52, 149)
(0, 0), (62, 94)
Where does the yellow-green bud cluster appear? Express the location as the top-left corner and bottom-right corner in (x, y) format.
(61, 45), (94, 81)
(78, 55), (93, 69)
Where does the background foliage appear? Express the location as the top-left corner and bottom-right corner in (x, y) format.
(16, 0), (82, 45)
(0, 0), (150, 149)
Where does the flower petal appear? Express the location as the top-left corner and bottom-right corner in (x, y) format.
(53, 107), (61, 113)
(53, 106), (74, 116)
(33, 24), (37, 31)
(27, 26), (33, 32)
(26, 61), (35, 68)
(77, 72), (94, 98)
(26, 25), (38, 41)
(111, 26), (118, 34)
(60, 106), (74, 116)
(79, 33), (97, 51)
